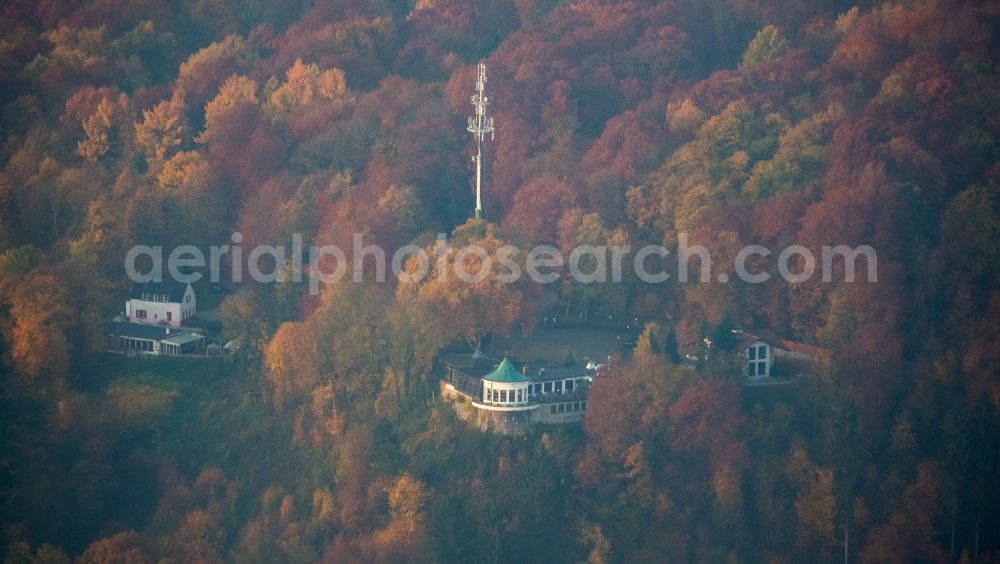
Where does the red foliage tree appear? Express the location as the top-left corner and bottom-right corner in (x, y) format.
(502, 175), (578, 244)
(669, 379), (748, 474)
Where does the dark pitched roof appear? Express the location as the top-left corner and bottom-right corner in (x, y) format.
(129, 279), (189, 303)
(104, 321), (193, 340)
(440, 353), (499, 378)
(738, 328), (786, 349)
(525, 364), (588, 382)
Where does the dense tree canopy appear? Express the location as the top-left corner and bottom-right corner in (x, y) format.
(1, 0), (999, 561)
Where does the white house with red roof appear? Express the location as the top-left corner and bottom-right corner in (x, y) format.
(737, 328), (824, 380)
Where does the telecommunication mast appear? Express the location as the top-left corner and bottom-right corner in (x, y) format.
(467, 62), (495, 219)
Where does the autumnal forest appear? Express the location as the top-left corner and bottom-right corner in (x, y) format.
(1, 0), (1000, 561)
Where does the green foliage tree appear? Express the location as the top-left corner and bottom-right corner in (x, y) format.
(744, 105), (842, 199)
(740, 25), (790, 71)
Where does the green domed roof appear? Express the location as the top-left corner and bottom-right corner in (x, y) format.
(482, 357), (530, 383)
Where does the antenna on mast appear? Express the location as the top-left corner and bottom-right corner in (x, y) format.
(467, 61), (495, 219)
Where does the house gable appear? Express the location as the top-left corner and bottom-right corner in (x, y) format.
(126, 279), (196, 327)
(738, 329), (825, 380)
(743, 339), (772, 378)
